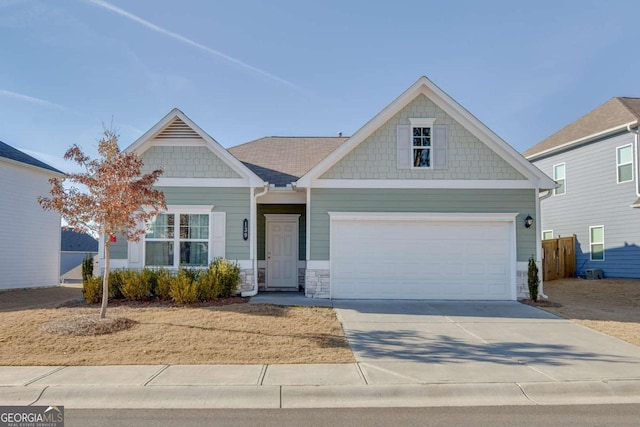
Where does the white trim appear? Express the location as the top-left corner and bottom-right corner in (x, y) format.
(542, 229), (554, 240)
(264, 214), (300, 288)
(526, 121), (638, 161)
(616, 143), (634, 184)
(306, 187), (311, 262)
(307, 260), (329, 270)
(589, 225), (605, 262)
(297, 76), (556, 190)
(310, 179), (535, 189)
(408, 117), (436, 127)
(161, 205), (215, 213)
(236, 260), (252, 269)
(124, 108), (265, 187)
(553, 163), (566, 196)
(258, 190), (306, 204)
(155, 178), (250, 187)
(327, 211), (519, 222)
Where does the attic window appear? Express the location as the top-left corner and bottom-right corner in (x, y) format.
(409, 118), (436, 168)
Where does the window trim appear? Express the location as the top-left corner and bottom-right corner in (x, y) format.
(542, 230), (553, 240)
(553, 162), (566, 196)
(616, 143), (634, 184)
(144, 205), (214, 268)
(409, 118), (436, 169)
(589, 225), (605, 262)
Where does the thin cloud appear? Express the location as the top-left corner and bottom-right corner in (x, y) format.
(84, 0), (300, 91)
(0, 89), (67, 111)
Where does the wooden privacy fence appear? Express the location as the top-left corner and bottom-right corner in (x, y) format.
(542, 235), (576, 281)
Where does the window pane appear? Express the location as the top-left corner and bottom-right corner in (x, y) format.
(180, 214), (209, 239)
(413, 128), (422, 136)
(413, 137), (422, 147)
(619, 164), (632, 182)
(591, 244), (604, 260)
(555, 179), (565, 195)
(618, 145), (633, 164)
(180, 242), (208, 266)
(554, 164), (565, 179)
(413, 148), (431, 167)
(591, 227), (603, 243)
(146, 214), (174, 239)
(542, 231), (553, 240)
(145, 242), (174, 266)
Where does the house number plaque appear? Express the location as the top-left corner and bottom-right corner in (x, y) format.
(243, 219), (249, 240)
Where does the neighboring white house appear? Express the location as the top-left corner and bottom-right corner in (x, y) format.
(0, 141), (62, 290)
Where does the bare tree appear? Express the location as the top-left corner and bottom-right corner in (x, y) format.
(39, 129), (165, 318)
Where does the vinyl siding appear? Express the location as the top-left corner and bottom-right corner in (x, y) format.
(320, 94), (526, 181)
(0, 161), (60, 289)
(257, 204), (306, 261)
(158, 187), (250, 260)
(140, 145), (241, 179)
(533, 131), (640, 277)
(309, 188), (536, 262)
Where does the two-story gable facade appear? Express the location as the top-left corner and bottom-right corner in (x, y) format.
(524, 97), (640, 278)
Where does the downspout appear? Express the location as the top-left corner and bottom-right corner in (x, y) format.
(627, 124), (640, 197)
(242, 184), (269, 297)
(537, 188), (553, 299)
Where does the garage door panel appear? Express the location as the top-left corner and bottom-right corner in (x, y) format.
(331, 218), (513, 300)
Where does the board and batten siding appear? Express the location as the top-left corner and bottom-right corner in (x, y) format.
(309, 188), (536, 262)
(0, 161), (60, 289)
(533, 132), (640, 278)
(108, 187), (250, 261)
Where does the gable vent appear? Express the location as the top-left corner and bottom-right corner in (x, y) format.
(155, 118), (201, 139)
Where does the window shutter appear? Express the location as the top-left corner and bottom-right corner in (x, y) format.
(397, 124), (411, 169)
(433, 125), (448, 169)
(211, 212), (226, 259)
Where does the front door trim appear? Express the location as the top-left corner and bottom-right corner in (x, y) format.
(264, 214), (300, 289)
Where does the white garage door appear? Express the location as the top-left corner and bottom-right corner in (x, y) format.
(330, 213), (515, 300)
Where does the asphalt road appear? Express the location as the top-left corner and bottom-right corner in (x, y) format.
(66, 404), (640, 427)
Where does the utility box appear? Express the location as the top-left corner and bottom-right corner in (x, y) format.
(585, 269), (603, 280)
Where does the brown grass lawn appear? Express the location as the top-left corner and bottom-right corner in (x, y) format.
(0, 287), (354, 366)
(541, 278), (640, 346)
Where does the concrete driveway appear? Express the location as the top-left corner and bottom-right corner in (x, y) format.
(333, 300), (640, 385)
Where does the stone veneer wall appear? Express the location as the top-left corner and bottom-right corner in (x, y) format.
(238, 268), (254, 293)
(305, 269), (330, 298)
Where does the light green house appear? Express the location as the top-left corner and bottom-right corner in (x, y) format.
(99, 76), (555, 300)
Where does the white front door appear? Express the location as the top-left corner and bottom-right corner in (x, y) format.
(266, 215), (299, 289)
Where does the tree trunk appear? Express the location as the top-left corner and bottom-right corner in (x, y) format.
(100, 240), (110, 319)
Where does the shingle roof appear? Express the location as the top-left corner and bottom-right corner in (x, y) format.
(0, 140), (63, 174)
(524, 97), (640, 159)
(228, 137), (348, 186)
(61, 229), (99, 252)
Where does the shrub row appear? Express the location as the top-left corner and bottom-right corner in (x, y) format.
(82, 258), (241, 304)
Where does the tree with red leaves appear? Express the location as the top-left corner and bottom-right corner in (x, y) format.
(39, 129), (166, 319)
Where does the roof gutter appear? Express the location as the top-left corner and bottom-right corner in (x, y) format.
(242, 184), (269, 298)
(526, 121), (638, 161)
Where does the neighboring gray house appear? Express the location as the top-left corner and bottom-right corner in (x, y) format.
(61, 229), (98, 280)
(99, 76), (555, 300)
(524, 97), (640, 278)
(0, 141), (62, 290)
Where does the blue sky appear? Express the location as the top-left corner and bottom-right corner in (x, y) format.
(1, 0), (638, 172)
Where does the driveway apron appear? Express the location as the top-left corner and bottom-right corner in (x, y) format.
(333, 300), (640, 385)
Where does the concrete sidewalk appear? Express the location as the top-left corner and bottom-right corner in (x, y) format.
(1, 364), (640, 409)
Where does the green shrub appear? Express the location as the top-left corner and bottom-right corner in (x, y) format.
(141, 268), (158, 296)
(212, 258), (241, 298)
(82, 276), (103, 304)
(120, 270), (152, 301)
(108, 270), (124, 299)
(197, 267), (217, 301)
(81, 253), (94, 284)
(169, 269), (198, 304)
(154, 268), (172, 300)
(528, 256), (540, 302)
